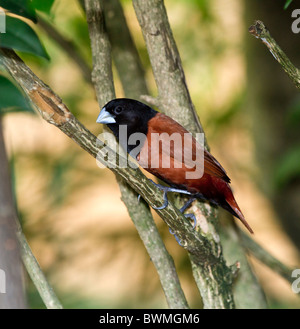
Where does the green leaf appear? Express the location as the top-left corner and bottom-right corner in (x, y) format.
(1, 0), (37, 22)
(31, 0), (55, 15)
(0, 15), (49, 59)
(0, 75), (34, 114)
(284, 0), (293, 10)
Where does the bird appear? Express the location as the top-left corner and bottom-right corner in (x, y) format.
(96, 98), (253, 234)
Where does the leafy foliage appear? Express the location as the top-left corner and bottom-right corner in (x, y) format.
(1, 0), (55, 21)
(1, 0), (37, 22)
(0, 74), (34, 114)
(0, 1), (55, 114)
(0, 0), (54, 59)
(31, 0), (55, 15)
(1, 16), (49, 59)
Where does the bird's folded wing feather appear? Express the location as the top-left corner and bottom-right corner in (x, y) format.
(148, 113), (230, 182)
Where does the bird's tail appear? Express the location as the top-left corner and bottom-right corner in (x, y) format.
(222, 193), (254, 234)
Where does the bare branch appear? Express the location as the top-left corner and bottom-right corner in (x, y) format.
(0, 118), (26, 309)
(101, 0), (148, 98)
(241, 231), (297, 285)
(249, 20), (300, 89)
(84, 0), (115, 107)
(16, 225), (63, 309)
(132, 0), (203, 136)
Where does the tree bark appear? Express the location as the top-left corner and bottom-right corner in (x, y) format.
(0, 117), (26, 308)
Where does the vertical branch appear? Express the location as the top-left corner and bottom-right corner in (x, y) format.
(0, 118), (26, 308)
(118, 183), (189, 309)
(84, 0), (189, 308)
(219, 218), (267, 308)
(132, 0), (203, 136)
(101, 0), (148, 98)
(84, 0), (115, 106)
(133, 0), (237, 308)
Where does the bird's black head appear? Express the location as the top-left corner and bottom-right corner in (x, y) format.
(96, 98), (157, 153)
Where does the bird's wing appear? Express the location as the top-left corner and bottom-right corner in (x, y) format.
(147, 113), (230, 182)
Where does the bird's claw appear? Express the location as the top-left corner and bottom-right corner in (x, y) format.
(184, 213), (197, 229)
(169, 228), (184, 246)
(181, 198), (197, 228)
(169, 198), (197, 245)
(140, 179), (197, 245)
(152, 190), (169, 210)
(148, 179), (193, 210)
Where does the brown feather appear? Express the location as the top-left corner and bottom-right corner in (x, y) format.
(143, 113), (230, 182)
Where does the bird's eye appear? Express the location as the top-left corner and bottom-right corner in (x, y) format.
(114, 106), (123, 114)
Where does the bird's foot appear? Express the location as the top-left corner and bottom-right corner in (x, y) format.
(169, 198), (197, 245)
(148, 179), (193, 210)
(179, 198), (197, 228)
(138, 180), (197, 245)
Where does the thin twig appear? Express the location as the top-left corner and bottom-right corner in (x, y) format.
(16, 225), (63, 309)
(84, 0), (115, 106)
(249, 20), (300, 89)
(241, 231), (297, 285)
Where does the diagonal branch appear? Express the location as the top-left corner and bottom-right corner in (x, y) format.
(16, 225), (63, 309)
(241, 231), (297, 285)
(249, 20), (300, 89)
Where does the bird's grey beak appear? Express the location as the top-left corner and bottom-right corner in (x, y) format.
(96, 107), (116, 124)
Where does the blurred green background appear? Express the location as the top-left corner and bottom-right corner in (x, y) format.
(1, 0), (300, 308)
